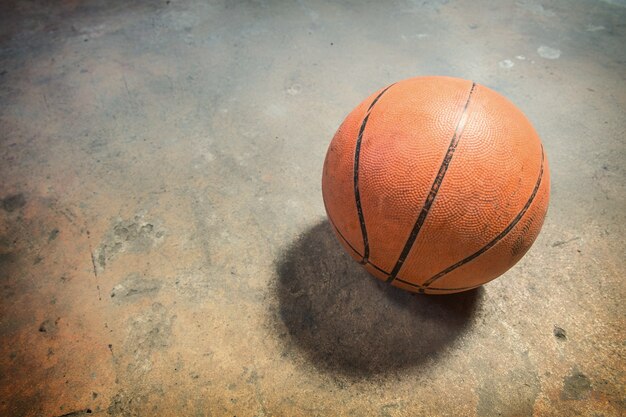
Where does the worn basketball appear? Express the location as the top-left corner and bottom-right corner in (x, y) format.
(322, 76), (550, 294)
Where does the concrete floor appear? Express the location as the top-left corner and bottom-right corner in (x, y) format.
(0, 0), (624, 416)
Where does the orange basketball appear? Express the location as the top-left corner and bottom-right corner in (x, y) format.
(322, 76), (550, 294)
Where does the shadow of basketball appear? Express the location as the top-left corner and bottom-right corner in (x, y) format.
(274, 220), (484, 379)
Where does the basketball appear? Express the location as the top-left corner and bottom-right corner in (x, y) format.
(322, 76), (550, 294)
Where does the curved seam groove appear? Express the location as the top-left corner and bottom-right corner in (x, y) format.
(328, 214), (482, 293)
(367, 261), (390, 275)
(421, 145), (546, 288)
(325, 213), (395, 273)
(395, 277), (480, 292)
(387, 81), (477, 284)
(326, 215), (366, 263)
(353, 83), (395, 263)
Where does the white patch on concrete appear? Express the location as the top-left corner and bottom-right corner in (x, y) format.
(297, 0), (319, 22)
(236, 152), (251, 167)
(516, 1), (556, 17)
(203, 152), (215, 163)
(585, 24), (606, 32)
(400, 33), (429, 41)
(599, 0), (626, 7)
(537, 45), (561, 59)
(265, 103), (287, 118)
(286, 84), (302, 96)
(77, 24), (107, 40)
(516, 55), (526, 60)
(499, 59), (515, 69)
(161, 10), (202, 32)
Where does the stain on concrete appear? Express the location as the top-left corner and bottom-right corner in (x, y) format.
(0, 252), (14, 270)
(48, 228), (60, 242)
(110, 273), (161, 302)
(125, 302), (175, 374)
(517, 0), (556, 17)
(537, 45), (562, 59)
(551, 237), (581, 247)
(0, 234), (12, 249)
(499, 59), (515, 69)
(106, 393), (127, 416)
(53, 408), (93, 417)
(553, 325), (567, 340)
(94, 217), (165, 271)
(561, 368), (592, 400)
(38, 317), (60, 335)
(172, 271), (217, 301)
(1, 194), (26, 212)
(476, 367), (541, 417)
(586, 24), (606, 32)
(380, 402), (403, 417)
(107, 388), (164, 417)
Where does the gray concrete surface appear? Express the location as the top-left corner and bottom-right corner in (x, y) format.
(0, 0), (624, 416)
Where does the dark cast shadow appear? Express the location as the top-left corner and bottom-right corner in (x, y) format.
(274, 220), (484, 379)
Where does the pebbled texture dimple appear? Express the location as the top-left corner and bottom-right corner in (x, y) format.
(321, 76), (550, 294)
(358, 77), (472, 274)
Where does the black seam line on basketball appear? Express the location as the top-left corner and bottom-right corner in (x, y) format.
(328, 217), (479, 291)
(353, 83), (395, 263)
(323, 195), (369, 263)
(422, 145), (546, 288)
(323, 196), (359, 253)
(367, 261), (390, 275)
(394, 277), (480, 292)
(327, 218), (393, 273)
(324, 216), (396, 274)
(386, 81), (477, 284)
(326, 214), (365, 261)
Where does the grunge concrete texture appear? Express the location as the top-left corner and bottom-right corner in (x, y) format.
(0, 0), (624, 416)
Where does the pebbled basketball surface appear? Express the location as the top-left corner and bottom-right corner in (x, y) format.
(322, 76), (550, 294)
